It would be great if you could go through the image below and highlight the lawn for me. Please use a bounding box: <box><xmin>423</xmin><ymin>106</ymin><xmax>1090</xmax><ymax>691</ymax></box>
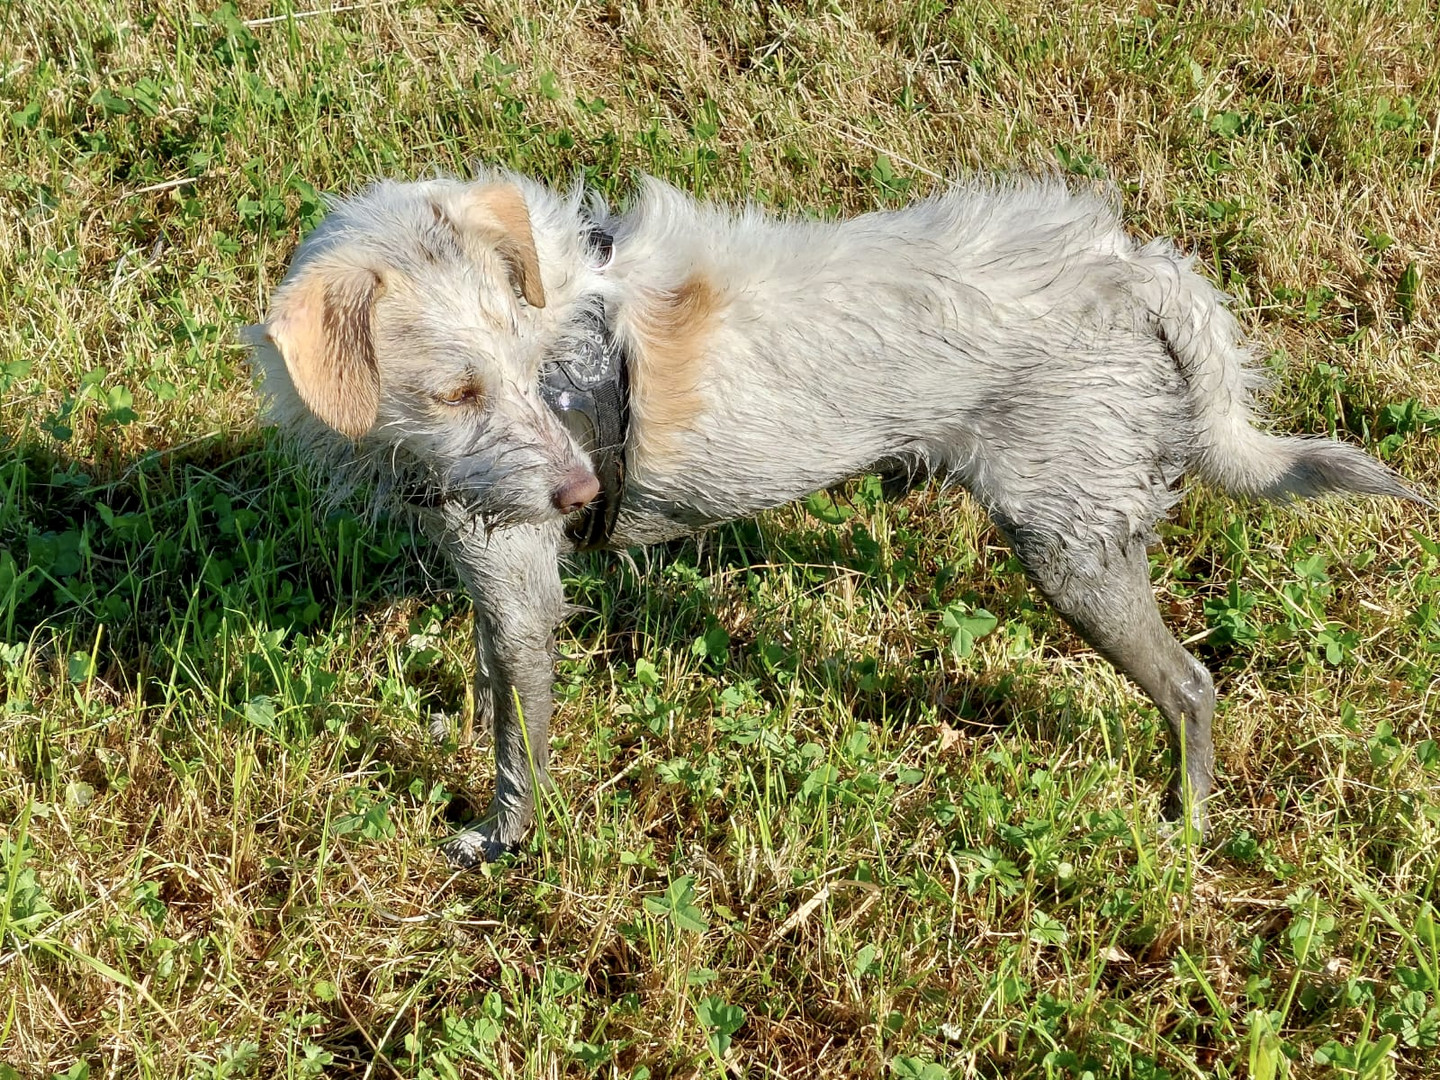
<box><xmin>2</xmin><ymin>1</ymin><xmax>1439</xmax><ymax>1077</ymax></box>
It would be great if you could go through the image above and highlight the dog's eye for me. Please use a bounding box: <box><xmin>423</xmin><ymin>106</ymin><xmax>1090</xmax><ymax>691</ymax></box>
<box><xmin>437</xmin><ymin>386</ymin><xmax>480</xmax><ymax>407</ymax></box>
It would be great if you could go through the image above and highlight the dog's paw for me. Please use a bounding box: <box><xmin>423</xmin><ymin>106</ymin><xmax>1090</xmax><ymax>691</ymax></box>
<box><xmin>441</xmin><ymin>828</ymin><xmax>513</xmax><ymax>867</ymax></box>
<box><xmin>427</xmin><ymin>711</ymin><xmax>487</xmax><ymax>750</ymax></box>
<box><xmin>1159</xmin><ymin>793</ymin><xmax>1211</xmax><ymax>846</ymax></box>
<box><xmin>441</xmin><ymin>811</ymin><xmax>530</xmax><ymax>867</ymax></box>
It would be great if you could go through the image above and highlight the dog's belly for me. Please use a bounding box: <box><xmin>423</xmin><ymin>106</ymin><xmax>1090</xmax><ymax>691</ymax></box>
<box><xmin>606</xmin><ymin>443</ymin><xmax>930</xmax><ymax>548</ymax></box>
<box><xmin>608</xmin><ymin>499</ymin><xmax>725</xmax><ymax>547</ymax></box>
<box><xmin>607</xmin><ymin>476</ymin><xmax>848</xmax><ymax>547</ymax></box>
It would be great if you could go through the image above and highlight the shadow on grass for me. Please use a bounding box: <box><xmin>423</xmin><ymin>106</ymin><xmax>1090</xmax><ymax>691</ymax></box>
<box><xmin>1</xmin><ymin>427</ymin><xmax>444</xmax><ymax>666</ymax></box>
<box><xmin>565</xmin><ymin>507</ymin><xmax>1039</xmax><ymax>737</ymax></box>
<box><xmin>1</xmin><ymin>421</ymin><xmax>1039</xmax><ymax>766</ymax></box>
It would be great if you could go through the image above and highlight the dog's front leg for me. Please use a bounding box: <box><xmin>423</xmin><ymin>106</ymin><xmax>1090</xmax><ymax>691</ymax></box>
<box><xmin>433</xmin><ymin>517</ymin><xmax>565</xmax><ymax>866</ymax></box>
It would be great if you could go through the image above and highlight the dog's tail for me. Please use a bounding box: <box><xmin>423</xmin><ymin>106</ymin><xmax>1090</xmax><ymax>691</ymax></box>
<box><xmin>1132</xmin><ymin>240</ymin><xmax>1431</xmax><ymax>508</ymax></box>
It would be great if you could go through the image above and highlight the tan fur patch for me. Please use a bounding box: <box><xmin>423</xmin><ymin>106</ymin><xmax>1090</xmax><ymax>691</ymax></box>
<box><xmin>266</xmin><ymin>264</ymin><xmax>381</xmax><ymax>439</ymax></box>
<box><xmin>625</xmin><ymin>274</ymin><xmax>720</xmax><ymax>465</ymax></box>
<box><xmin>459</xmin><ymin>184</ymin><xmax>547</xmax><ymax>309</ymax></box>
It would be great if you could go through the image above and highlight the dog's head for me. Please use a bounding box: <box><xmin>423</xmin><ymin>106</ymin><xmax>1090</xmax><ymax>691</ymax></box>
<box><xmin>248</xmin><ymin>176</ymin><xmax>600</xmax><ymax>527</ymax></box>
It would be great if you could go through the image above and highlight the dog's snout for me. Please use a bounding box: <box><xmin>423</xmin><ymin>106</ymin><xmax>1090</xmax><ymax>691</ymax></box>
<box><xmin>552</xmin><ymin>468</ymin><xmax>601</xmax><ymax>515</ymax></box>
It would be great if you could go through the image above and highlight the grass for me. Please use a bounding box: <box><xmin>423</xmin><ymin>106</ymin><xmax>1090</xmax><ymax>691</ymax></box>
<box><xmin>2</xmin><ymin>0</ymin><xmax>1439</xmax><ymax>1076</ymax></box>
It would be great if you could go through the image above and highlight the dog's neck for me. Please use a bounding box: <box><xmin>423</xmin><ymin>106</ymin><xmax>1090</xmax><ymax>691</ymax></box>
<box><xmin>588</xmin><ymin>246</ymin><xmax>720</xmax><ymax>480</ymax></box>
<box><xmin>542</xmin><ymin>183</ymin><xmax>875</xmax><ymax>541</ymax></box>
<box><xmin>539</xmin><ymin>233</ymin><xmax>630</xmax><ymax>550</ymax></box>
<box><xmin>536</xmin><ymin>200</ymin><xmax>726</xmax><ymax>545</ymax></box>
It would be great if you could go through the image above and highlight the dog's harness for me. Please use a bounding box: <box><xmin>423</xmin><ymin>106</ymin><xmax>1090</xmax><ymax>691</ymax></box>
<box><xmin>538</xmin><ymin>224</ymin><xmax>630</xmax><ymax>551</ymax></box>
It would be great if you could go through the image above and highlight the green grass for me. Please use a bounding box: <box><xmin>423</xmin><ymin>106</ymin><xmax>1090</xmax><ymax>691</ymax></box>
<box><xmin>2</xmin><ymin>1</ymin><xmax>1439</xmax><ymax>1076</ymax></box>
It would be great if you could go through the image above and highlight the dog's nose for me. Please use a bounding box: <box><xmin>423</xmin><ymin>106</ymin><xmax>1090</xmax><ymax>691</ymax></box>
<box><xmin>552</xmin><ymin>468</ymin><xmax>601</xmax><ymax>514</ymax></box>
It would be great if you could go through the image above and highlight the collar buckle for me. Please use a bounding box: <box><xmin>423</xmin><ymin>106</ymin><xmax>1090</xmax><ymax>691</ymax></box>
<box><xmin>585</xmin><ymin>224</ymin><xmax>614</xmax><ymax>271</ymax></box>
<box><xmin>539</xmin><ymin>303</ymin><xmax>628</xmax><ymax>550</ymax></box>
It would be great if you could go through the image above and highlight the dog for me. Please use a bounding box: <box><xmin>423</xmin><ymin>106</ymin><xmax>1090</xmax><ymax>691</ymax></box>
<box><xmin>248</xmin><ymin>170</ymin><xmax>1428</xmax><ymax>865</ymax></box>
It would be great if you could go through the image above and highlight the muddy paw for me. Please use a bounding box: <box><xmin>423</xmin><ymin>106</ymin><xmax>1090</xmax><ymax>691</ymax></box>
<box><xmin>441</xmin><ymin>828</ymin><xmax>513</xmax><ymax>867</ymax></box>
<box><xmin>1160</xmin><ymin>791</ymin><xmax>1210</xmax><ymax>846</ymax></box>
<box><xmin>440</xmin><ymin>808</ymin><xmax>530</xmax><ymax>867</ymax></box>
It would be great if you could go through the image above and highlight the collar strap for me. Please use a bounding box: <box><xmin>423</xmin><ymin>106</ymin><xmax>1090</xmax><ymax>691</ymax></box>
<box><xmin>585</xmin><ymin>223</ymin><xmax>614</xmax><ymax>269</ymax></box>
<box><xmin>539</xmin><ymin>297</ymin><xmax>629</xmax><ymax>550</ymax></box>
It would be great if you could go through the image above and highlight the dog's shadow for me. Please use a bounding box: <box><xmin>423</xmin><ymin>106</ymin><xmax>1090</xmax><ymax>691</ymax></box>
<box><xmin>558</xmin><ymin>502</ymin><xmax>1042</xmax><ymax>741</ymax></box>
<box><xmin>1</xmin><ymin>427</ymin><xmax>451</xmax><ymax>715</ymax></box>
<box><xmin>3</xmin><ymin>425</ymin><xmax>1041</xmax><ymax>812</ymax></box>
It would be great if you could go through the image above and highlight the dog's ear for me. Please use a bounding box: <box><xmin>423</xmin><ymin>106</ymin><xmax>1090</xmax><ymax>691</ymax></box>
<box><xmin>454</xmin><ymin>183</ymin><xmax>547</xmax><ymax>309</ymax></box>
<box><xmin>264</xmin><ymin>263</ymin><xmax>383</xmax><ymax>439</ymax></box>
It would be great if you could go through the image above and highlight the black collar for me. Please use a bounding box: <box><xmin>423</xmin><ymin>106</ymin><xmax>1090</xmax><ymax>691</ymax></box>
<box><xmin>538</xmin><ymin>224</ymin><xmax>629</xmax><ymax>551</ymax></box>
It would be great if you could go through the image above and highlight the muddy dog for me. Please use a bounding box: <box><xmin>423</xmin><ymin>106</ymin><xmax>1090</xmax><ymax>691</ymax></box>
<box><xmin>248</xmin><ymin>171</ymin><xmax>1427</xmax><ymax>865</ymax></box>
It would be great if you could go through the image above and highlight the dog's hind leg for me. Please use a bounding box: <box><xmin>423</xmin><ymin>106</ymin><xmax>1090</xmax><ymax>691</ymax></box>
<box><xmin>1001</xmin><ymin>523</ymin><xmax>1216</xmax><ymax>836</ymax></box>
<box><xmin>432</xmin><ymin>517</ymin><xmax>566</xmax><ymax>866</ymax></box>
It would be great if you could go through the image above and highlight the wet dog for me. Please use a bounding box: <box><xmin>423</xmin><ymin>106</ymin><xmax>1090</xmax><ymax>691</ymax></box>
<box><xmin>249</xmin><ymin>171</ymin><xmax>1426</xmax><ymax>864</ymax></box>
